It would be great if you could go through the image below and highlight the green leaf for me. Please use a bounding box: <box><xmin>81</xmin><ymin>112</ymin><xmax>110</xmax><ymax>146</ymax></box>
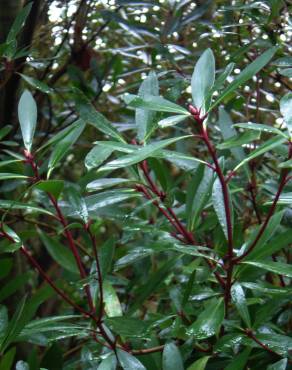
<box><xmin>129</xmin><ymin>258</ymin><xmax>176</xmax><ymax>314</ymax></box>
<box><xmin>99</xmin><ymin>238</ymin><xmax>115</xmax><ymax>277</ymax></box>
<box><xmin>234</xmin><ymin>122</ymin><xmax>287</xmax><ymax>138</ymax></box>
<box><xmin>279</xmin><ymin>68</ymin><xmax>292</xmax><ymax>78</ymax></box>
<box><xmin>0</xmin><ymin>125</ymin><xmax>12</xmax><ymax>141</ymax></box>
<box><xmin>117</xmin><ymin>350</ymin><xmax>146</xmax><ymax>370</ymax></box>
<box><xmin>0</xmin><ymin>296</ymin><xmax>27</xmax><ymax>353</ymax></box>
<box><xmin>187</xmin><ymin>356</ymin><xmax>210</xmax><ymax>370</ymax></box>
<box><xmin>84</xmin><ymin>190</ymin><xmax>140</xmax><ymax>213</ymax></box>
<box><xmin>123</xmin><ymin>94</ymin><xmax>190</xmax><ymax>115</ymax></box>
<box><xmin>212</xmin><ymin>62</ymin><xmax>235</xmax><ymax>92</ymax></box>
<box><xmin>217</xmin><ymin>130</ymin><xmax>260</xmax><ymax>150</ymax></box>
<box><xmin>19</xmin><ymin>74</ymin><xmax>53</xmax><ymax>94</ymax></box>
<box><xmin>280</xmin><ymin>93</ymin><xmax>292</xmax><ymax>137</ymax></box>
<box><xmin>34</xmin><ymin>180</ymin><xmax>64</xmax><ymax>199</ymax></box>
<box><xmin>86</xmin><ymin>178</ymin><xmax>130</xmax><ymax>192</ymax></box>
<box><xmin>74</xmin><ymin>89</ymin><xmax>125</xmax><ymax>143</ymax></box>
<box><xmin>97</xmin><ymin>355</ymin><xmax>117</xmax><ymax>370</ymax></box>
<box><xmin>0</xmin><ymin>306</ymin><xmax>8</xmax><ymax>340</ymax></box>
<box><xmin>242</xmin><ymin>261</ymin><xmax>292</xmax><ymax>278</ymax></box>
<box><xmin>99</xmin><ymin>136</ymin><xmax>191</xmax><ymax>170</ymax></box>
<box><xmin>0</xmin><ymin>173</ymin><xmax>28</xmax><ymax>180</ymax></box>
<box><xmin>18</xmin><ymin>90</ymin><xmax>37</xmax><ymax>152</ymax></box>
<box><xmin>67</xmin><ymin>187</ymin><xmax>88</xmax><ymax>224</ymax></box>
<box><xmin>225</xmin><ymin>348</ymin><xmax>251</xmax><ymax>370</ymax></box>
<box><xmin>210</xmin><ymin>46</ymin><xmax>278</xmax><ymax>110</ymax></box>
<box><xmin>85</xmin><ymin>145</ymin><xmax>113</xmax><ymax>170</ymax></box>
<box><xmin>6</xmin><ymin>3</ymin><xmax>32</xmax><ymax>43</ymax></box>
<box><xmin>231</xmin><ymin>283</ymin><xmax>251</xmax><ymax>327</ymax></box>
<box><xmin>0</xmin><ymin>272</ymin><xmax>31</xmax><ymax>302</ymax></box>
<box><xmin>103</xmin><ymin>280</ymin><xmax>123</xmax><ymax>317</ymax></box>
<box><xmin>162</xmin><ymin>342</ymin><xmax>184</xmax><ymax>370</ymax></box>
<box><xmin>187</xmin><ymin>298</ymin><xmax>224</xmax><ymax>339</ymax></box>
<box><xmin>0</xmin><ymin>347</ymin><xmax>16</xmax><ymax>370</ymax></box>
<box><xmin>186</xmin><ymin>164</ymin><xmax>214</xmax><ymax>230</ymax></box>
<box><xmin>136</xmin><ymin>71</ymin><xmax>159</xmax><ymax>141</ymax></box>
<box><xmin>267</xmin><ymin>358</ymin><xmax>288</xmax><ymax>370</ymax></box>
<box><xmin>48</xmin><ymin>119</ymin><xmax>85</xmax><ymax>177</ymax></box>
<box><xmin>0</xmin><ymin>200</ymin><xmax>54</xmax><ymax>216</ymax></box>
<box><xmin>233</xmin><ymin>136</ymin><xmax>286</xmax><ymax>173</ymax></box>
<box><xmin>158</xmin><ymin>114</ymin><xmax>188</xmax><ymax>128</ymax></box>
<box><xmin>212</xmin><ymin>177</ymin><xmax>233</xmax><ymax>240</ymax></box>
<box><xmin>191</xmin><ymin>48</ymin><xmax>215</xmax><ymax>113</ymax></box>
<box><xmin>39</xmin><ymin>231</ymin><xmax>79</xmax><ymax>274</ymax></box>
<box><xmin>105</xmin><ymin>316</ymin><xmax>149</xmax><ymax>338</ymax></box>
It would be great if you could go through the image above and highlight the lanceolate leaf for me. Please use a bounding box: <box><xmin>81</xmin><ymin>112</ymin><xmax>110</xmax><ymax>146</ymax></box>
<box><xmin>117</xmin><ymin>350</ymin><xmax>146</xmax><ymax>370</ymax></box>
<box><xmin>187</xmin><ymin>298</ymin><xmax>224</xmax><ymax>339</ymax></box>
<box><xmin>233</xmin><ymin>136</ymin><xmax>286</xmax><ymax>173</ymax></box>
<box><xmin>18</xmin><ymin>90</ymin><xmax>37</xmax><ymax>152</ymax></box>
<box><xmin>267</xmin><ymin>358</ymin><xmax>288</xmax><ymax>370</ymax></box>
<box><xmin>158</xmin><ymin>114</ymin><xmax>188</xmax><ymax>128</ymax></box>
<box><xmin>212</xmin><ymin>177</ymin><xmax>233</xmax><ymax>240</ymax></box>
<box><xmin>242</xmin><ymin>261</ymin><xmax>292</xmax><ymax>278</ymax></box>
<box><xmin>48</xmin><ymin>119</ymin><xmax>85</xmax><ymax>177</ymax></box>
<box><xmin>85</xmin><ymin>145</ymin><xmax>113</xmax><ymax>170</ymax></box>
<box><xmin>187</xmin><ymin>356</ymin><xmax>210</xmax><ymax>370</ymax></box>
<box><xmin>39</xmin><ymin>231</ymin><xmax>79</xmax><ymax>274</ymax></box>
<box><xmin>234</xmin><ymin>122</ymin><xmax>287</xmax><ymax>138</ymax></box>
<box><xmin>136</xmin><ymin>71</ymin><xmax>159</xmax><ymax>141</ymax></box>
<box><xmin>210</xmin><ymin>46</ymin><xmax>278</xmax><ymax>110</ymax></box>
<box><xmin>6</xmin><ymin>3</ymin><xmax>32</xmax><ymax>43</ymax></box>
<box><xmin>191</xmin><ymin>48</ymin><xmax>215</xmax><ymax>113</ymax></box>
<box><xmin>74</xmin><ymin>89</ymin><xmax>125</xmax><ymax>143</ymax></box>
<box><xmin>99</xmin><ymin>135</ymin><xmax>191</xmax><ymax>170</ymax></box>
<box><xmin>67</xmin><ymin>187</ymin><xmax>88</xmax><ymax>224</ymax></box>
<box><xmin>123</xmin><ymin>94</ymin><xmax>190</xmax><ymax>115</ymax></box>
<box><xmin>280</xmin><ymin>93</ymin><xmax>292</xmax><ymax>137</ymax></box>
<box><xmin>162</xmin><ymin>343</ymin><xmax>184</xmax><ymax>370</ymax></box>
<box><xmin>19</xmin><ymin>74</ymin><xmax>53</xmax><ymax>94</ymax></box>
<box><xmin>231</xmin><ymin>283</ymin><xmax>251</xmax><ymax>327</ymax></box>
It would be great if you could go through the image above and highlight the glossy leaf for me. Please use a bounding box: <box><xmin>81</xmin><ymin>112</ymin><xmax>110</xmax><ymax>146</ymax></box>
<box><xmin>67</xmin><ymin>187</ymin><xmax>88</xmax><ymax>224</ymax></box>
<box><xmin>242</xmin><ymin>261</ymin><xmax>292</xmax><ymax>278</ymax></box>
<box><xmin>97</xmin><ymin>355</ymin><xmax>117</xmax><ymax>370</ymax></box>
<box><xmin>187</xmin><ymin>356</ymin><xmax>210</xmax><ymax>370</ymax></box>
<box><xmin>117</xmin><ymin>350</ymin><xmax>146</xmax><ymax>370</ymax></box>
<box><xmin>123</xmin><ymin>93</ymin><xmax>190</xmax><ymax>115</ymax></box>
<box><xmin>136</xmin><ymin>71</ymin><xmax>159</xmax><ymax>141</ymax></box>
<box><xmin>210</xmin><ymin>47</ymin><xmax>278</xmax><ymax>110</ymax></box>
<box><xmin>48</xmin><ymin>119</ymin><xmax>85</xmax><ymax>177</ymax></box>
<box><xmin>158</xmin><ymin>114</ymin><xmax>188</xmax><ymax>128</ymax></box>
<box><xmin>187</xmin><ymin>298</ymin><xmax>224</xmax><ymax>339</ymax></box>
<box><xmin>6</xmin><ymin>3</ymin><xmax>32</xmax><ymax>43</ymax></box>
<box><xmin>191</xmin><ymin>48</ymin><xmax>215</xmax><ymax>113</ymax></box>
<box><xmin>162</xmin><ymin>342</ymin><xmax>184</xmax><ymax>370</ymax></box>
<box><xmin>233</xmin><ymin>136</ymin><xmax>286</xmax><ymax>173</ymax></box>
<box><xmin>34</xmin><ymin>180</ymin><xmax>64</xmax><ymax>199</ymax></box>
<box><xmin>280</xmin><ymin>93</ymin><xmax>292</xmax><ymax>137</ymax></box>
<box><xmin>75</xmin><ymin>89</ymin><xmax>125</xmax><ymax>143</ymax></box>
<box><xmin>19</xmin><ymin>74</ymin><xmax>53</xmax><ymax>94</ymax></box>
<box><xmin>234</xmin><ymin>122</ymin><xmax>287</xmax><ymax>138</ymax></box>
<box><xmin>85</xmin><ymin>145</ymin><xmax>113</xmax><ymax>170</ymax></box>
<box><xmin>86</xmin><ymin>178</ymin><xmax>130</xmax><ymax>192</ymax></box>
<box><xmin>18</xmin><ymin>90</ymin><xmax>37</xmax><ymax>152</ymax></box>
<box><xmin>231</xmin><ymin>283</ymin><xmax>251</xmax><ymax>327</ymax></box>
<box><xmin>103</xmin><ymin>280</ymin><xmax>123</xmax><ymax>317</ymax></box>
<box><xmin>99</xmin><ymin>135</ymin><xmax>191</xmax><ymax>170</ymax></box>
<box><xmin>39</xmin><ymin>231</ymin><xmax>79</xmax><ymax>274</ymax></box>
<box><xmin>225</xmin><ymin>348</ymin><xmax>251</xmax><ymax>370</ymax></box>
<box><xmin>212</xmin><ymin>177</ymin><xmax>233</xmax><ymax>240</ymax></box>
<box><xmin>267</xmin><ymin>358</ymin><xmax>288</xmax><ymax>370</ymax></box>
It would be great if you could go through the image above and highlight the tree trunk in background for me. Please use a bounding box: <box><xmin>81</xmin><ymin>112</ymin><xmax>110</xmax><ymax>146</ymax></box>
<box><xmin>0</xmin><ymin>0</ymin><xmax>42</xmax><ymax>128</ymax></box>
